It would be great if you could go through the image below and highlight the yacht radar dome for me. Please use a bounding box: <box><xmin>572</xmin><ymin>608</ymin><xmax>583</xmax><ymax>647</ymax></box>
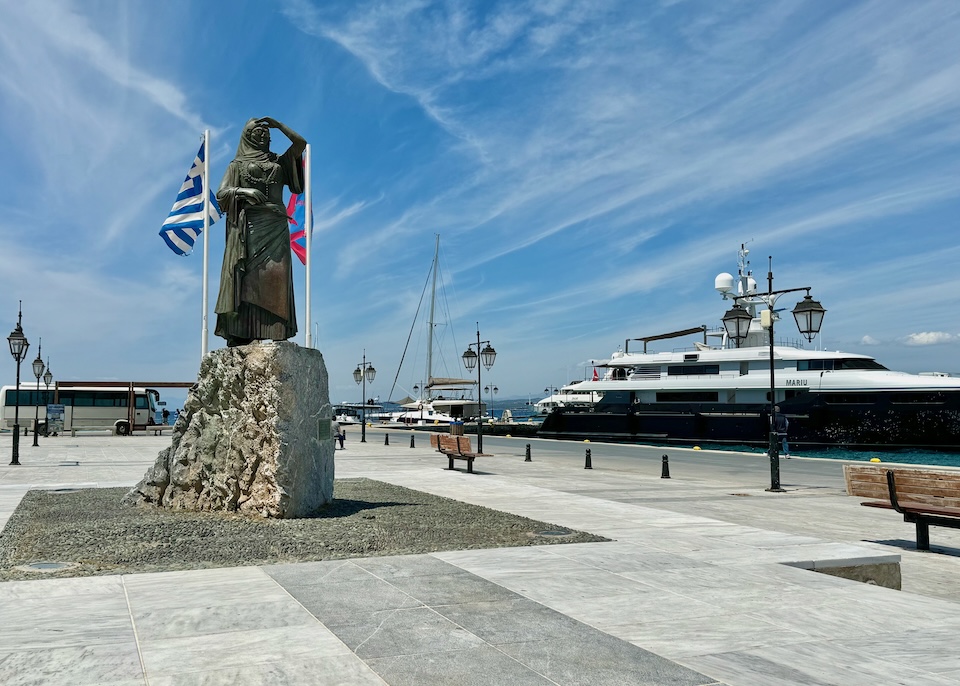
<box><xmin>715</xmin><ymin>273</ymin><xmax>735</xmax><ymax>293</ymax></box>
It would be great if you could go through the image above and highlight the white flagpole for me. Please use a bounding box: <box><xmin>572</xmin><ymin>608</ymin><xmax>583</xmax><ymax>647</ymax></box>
<box><xmin>201</xmin><ymin>129</ymin><xmax>211</xmax><ymax>359</ymax></box>
<box><xmin>304</xmin><ymin>143</ymin><xmax>313</xmax><ymax>348</ymax></box>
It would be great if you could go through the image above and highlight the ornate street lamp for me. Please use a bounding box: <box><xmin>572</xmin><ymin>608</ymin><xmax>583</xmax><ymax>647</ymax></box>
<box><xmin>759</xmin><ymin>260</ymin><xmax>825</xmax><ymax>491</ymax></box>
<box><xmin>43</xmin><ymin>362</ymin><xmax>52</xmax><ymax>436</ymax></box>
<box><xmin>353</xmin><ymin>352</ymin><xmax>376</xmax><ymax>443</ymax></box>
<box><xmin>462</xmin><ymin>325</ymin><xmax>496</xmax><ymax>453</ymax></box>
<box><xmin>413</xmin><ymin>382</ymin><xmax>425</xmax><ymax>423</ymax></box>
<box><xmin>792</xmin><ymin>293</ymin><xmax>827</xmax><ymax>342</ymax></box>
<box><xmin>719</xmin><ymin>258</ymin><xmax>826</xmax><ymax>491</ymax></box>
<box><xmin>31</xmin><ymin>339</ymin><xmax>45</xmax><ymax>447</ymax></box>
<box><xmin>484</xmin><ymin>384</ymin><xmax>498</xmax><ymax>420</ymax></box>
<box><xmin>7</xmin><ymin>302</ymin><xmax>29</xmax><ymax>466</ymax></box>
<box><xmin>721</xmin><ymin>303</ymin><xmax>753</xmax><ymax>347</ymax></box>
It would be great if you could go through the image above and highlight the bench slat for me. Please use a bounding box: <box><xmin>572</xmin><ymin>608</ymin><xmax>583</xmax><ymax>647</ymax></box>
<box><xmin>844</xmin><ymin>464</ymin><xmax>960</xmax><ymax>508</ymax></box>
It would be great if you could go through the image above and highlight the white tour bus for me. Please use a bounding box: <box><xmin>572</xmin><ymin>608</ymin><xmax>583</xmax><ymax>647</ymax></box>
<box><xmin>0</xmin><ymin>383</ymin><xmax>160</xmax><ymax>436</ymax></box>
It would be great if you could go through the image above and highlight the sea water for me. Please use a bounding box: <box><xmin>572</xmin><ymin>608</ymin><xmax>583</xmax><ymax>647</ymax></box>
<box><xmin>735</xmin><ymin>444</ymin><xmax>960</xmax><ymax>468</ymax></box>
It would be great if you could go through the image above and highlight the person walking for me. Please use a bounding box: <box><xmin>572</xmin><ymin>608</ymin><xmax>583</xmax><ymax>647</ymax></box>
<box><xmin>773</xmin><ymin>406</ymin><xmax>789</xmax><ymax>458</ymax></box>
<box><xmin>331</xmin><ymin>419</ymin><xmax>344</xmax><ymax>450</ymax></box>
<box><xmin>161</xmin><ymin>407</ymin><xmax>170</xmax><ymax>425</ymax></box>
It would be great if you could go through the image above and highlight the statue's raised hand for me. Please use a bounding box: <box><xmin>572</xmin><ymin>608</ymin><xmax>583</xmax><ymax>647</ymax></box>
<box><xmin>257</xmin><ymin>117</ymin><xmax>281</xmax><ymax>129</ymax></box>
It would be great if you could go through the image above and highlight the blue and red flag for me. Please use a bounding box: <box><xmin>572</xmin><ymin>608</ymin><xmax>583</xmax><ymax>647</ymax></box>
<box><xmin>286</xmin><ymin>193</ymin><xmax>308</xmax><ymax>265</ymax></box>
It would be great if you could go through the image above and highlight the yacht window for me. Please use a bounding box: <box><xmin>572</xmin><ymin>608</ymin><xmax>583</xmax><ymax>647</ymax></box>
<box><xmin>822</xmin><ymin>393</ymin><xmax>877</xmax><ymax>404</ymax></box>
<box><xmin>838</xmin><ymin>358</ymin><xmax>888</xmax><ymax>370</ymax></box>
<box><xmin>656</xmin><ymin>391</ymin><xmax>719</xmax><ymax>402</ymax></box>
<box><xmin>667</xmin><ymin>365</ymin><xmax>720</xmax><ymax>376</ymax></box>
<box><xmin>798</xmin><ymin>359</ymin><xmax>887</xmax><ymax>371</ymax></box>
<box><xmin>612</xmin><ymin>367</ymin><xmax>628</xmax><ymax>380</ymax></box>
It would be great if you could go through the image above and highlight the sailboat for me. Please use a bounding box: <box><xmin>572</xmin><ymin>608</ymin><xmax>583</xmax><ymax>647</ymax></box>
<box><xmin>390</xmin><ymin>236</ymin><xmax>483</xmax><ymax>425</ymax></box>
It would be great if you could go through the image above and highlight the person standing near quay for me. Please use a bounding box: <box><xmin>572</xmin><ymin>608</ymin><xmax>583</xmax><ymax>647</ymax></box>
<box><xmin>773</xmin><ymin>406</ymin><xmax>790</xmax><ymax>458</ymax></box>
<box><xmin>331</xmin><ymin>418</ymin><xmax>344</xmax><ymax>450</ymax></box>
<box><xmin>214</xmin><ymin>117</ymin><xmax>306</xmax><ymax>347</ymax></box>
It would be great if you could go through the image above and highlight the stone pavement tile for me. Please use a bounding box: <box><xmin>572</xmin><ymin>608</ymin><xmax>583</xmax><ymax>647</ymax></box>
<box><xmin>385</xmin><ymin>570</ymin><xmax>523</xmax><ymax>606</ymax></box>
<box><xmin>609</xmin><ymin>612</ymin><xmax>815</xmax><ymax>660</ymax></box>
<box><xmin>273</xmin><ymin>574</ymin><xmax>424</xmax><ymax>625</ymax></box>
<box><xmin>366</xmin><ymin>645</ymin><xmax>557</xmax><ymax>686</ymax></box>
<box><xmin>123</xmin><ymin>566</ymin><xmax>292</xmax><ymax>611</ymax></box>
<box><xmin>131</xmin><ymin>597</ymin><xmax>318</xmax><ymax>641</ymax></box>
<box><xmin>0</xmin><ymin>573</ymin><xmax>125</xmax><ymax>601</ymax></box>
<box><xmin>0</xmin><ymin>594</ymin><xmax>134</xmax><ymax>650</ymax></box>
<box><xmin>139</xmin><ymin>623</ymin><xmax>350</xmax><ymax>677</ymax></box>
<box><xmin>489</xmin><ymin>567</ymin><xmax>661</xmax><ymax>606</ymax></box>
<box><xmin>435</xmin><ymin>545</ymin><xmax>595</xmax><ymax>576</ymax></box>
<box><xmin>328</xmin><ymin>606</ymin><xmax>486</xmax><ymax>659</ymax></box>
<box><xmin>821</xmin><ymin>585</ymin><xmax>960</xmax><ymax>632</ymax></box>
<box><xmin>0</xmin><ymin>641</ymin><xmax>144</xmax><ymax>686</ymax></box>
<box><xmin>148</xmin><ymin>653</ymin><xmax>387</xmax><ymax>686</ymax></box>
<box><xmin>545</xmin><ymin>540</ymin><xmax>716</xmax><ymax>573</ymax></box>
<box><xmin>684</xmin><ymin>640</ymin><xmax>960</xmax><ymax>686</ymax></box>
<box><xmin>353</xmin><ymin>552</ymin><xmax>470</xmax><ymax>579</ymax></box>
<box><xmin>497</xmin><ymin>632</ymin><xmax>716</xmax><ymax>686</ymax></box>
<box><xmin>743</xmin><ymin>593</ymin><xmax>926</xmax><ymax>639</ymax></box>
<box><xmin>544</xmin><ymin>587</ymin><xmax>725</xmax><ymax>629</ymax></box>
<box><xmin>265</xmin><ymin>559</ymin><xmax>379</xmax><ymax>586</ymax></box>
<box><xmin>618</xmin><ymin>564</ymin><xmax>793</xmax><ymax>597</ymax></box>
<box><xmin>833</xmin><ymin>626</ymin><xmax>960</xmax><ymax>675</ymax></box>
<box><xmin>433</xmin><ymin>597</ymin><xmax>598</xmax><ymax>645</ymax></box>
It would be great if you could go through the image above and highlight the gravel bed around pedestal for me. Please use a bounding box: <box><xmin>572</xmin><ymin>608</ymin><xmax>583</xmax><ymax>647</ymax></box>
<box><xmin>0</xmin><ymin>478</ymin><xmax>608</xmax><ymax>581</ymax></box>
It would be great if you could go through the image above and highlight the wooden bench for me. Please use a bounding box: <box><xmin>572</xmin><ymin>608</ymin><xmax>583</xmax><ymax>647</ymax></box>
<box><xmin>844</xmin><ymin>464</ymin><xmax>960</xmax><ymax>551</ymax></box>
<box><xmin>437</xmin><ymin>434</ymin><xmax>478</xmax><ymax>473</ymax></box>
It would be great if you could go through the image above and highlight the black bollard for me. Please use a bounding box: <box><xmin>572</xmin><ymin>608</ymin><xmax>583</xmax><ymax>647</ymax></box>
<box><xmin>661</xmin><ymin>454</ymin><xmax>670</xmax><ymax>479</ymax></box>
<box><xmin>410</xmin><ymin>434</ymin><xmax>416</xmax><ymax>448</ymax></box>
<box><xmin>384</xmin><ymin>434</ymin><xmax>389</xmax><ymax>446</ymax></box>
<box><xmin>525</xmin><ymin>443</ymin><xmax>532</xmax><ymax>462</ymax></box>
<box><xmin>584</xmin><ymin>448</ymin><xmax>592</xmax><ymax>469</ymax></box>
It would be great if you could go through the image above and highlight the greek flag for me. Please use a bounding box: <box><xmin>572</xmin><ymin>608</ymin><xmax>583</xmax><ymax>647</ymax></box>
<box><xmin>159</xmin><ymin>141</ymin><xmax>222</xmax><ymax>256</ymax></box>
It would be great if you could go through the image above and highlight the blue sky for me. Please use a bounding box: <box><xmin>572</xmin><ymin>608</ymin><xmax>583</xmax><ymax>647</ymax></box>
<box><xmin>1</xmin><ymin>0</ymin><xmax>958</xmax><ymax>410</ymax></box>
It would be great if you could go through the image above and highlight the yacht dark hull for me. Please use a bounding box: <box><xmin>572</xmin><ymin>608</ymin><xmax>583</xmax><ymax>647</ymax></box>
<box><xmin>537</xmin><ymin>390</ymin><xmax>960</xmax><ymax>451</ymax></box>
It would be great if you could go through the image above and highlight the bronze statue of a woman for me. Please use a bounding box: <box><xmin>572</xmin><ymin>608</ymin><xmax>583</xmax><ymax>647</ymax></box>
<box><xmin>214</xmin><ymin>117</ymin><xmax>306</xmax><ymax>347</ymax></box>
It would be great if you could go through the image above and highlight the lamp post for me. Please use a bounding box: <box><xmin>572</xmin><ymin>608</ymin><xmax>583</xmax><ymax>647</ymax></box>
<box><xmin>462</xmin><ymin>325</ymin><xmax>496</xmax><ymax>454</ymax></box>
<box><xmin>544</xmin><ymin>385</ymin><xmax>561</xmax><ymax>412</ymax></box>
<box><xmin>7</xmin><ymin>302</ymin><xmax>30</xmax><ymax>466</ymax></box>
<box><xmin>722</xmin><ymin>256</ymin><xmax>825</xmax><ymax>492</ymax></box>
<box><xmin>43</xmin><ymin>362</ymin><xmax>52</xmax><ymax>437</ymax></box>
<box><xmin>31</xmin><ymin>339</ymin><xmax>45</xmax><ymax>447</ymax></box>
<box><xmin>484</xmin><ymin>384</ymin><xmax>498</xmax><ymax>421</ymax></box>
<box><xmin>352</xmin><ymin>352</ymin><xmax>376</xmax><ymax>443</ymax></box>
<box><xmin>413</xmin><ymin>382</ymin><xmax>425</xmax><ymax>423</ymax></box>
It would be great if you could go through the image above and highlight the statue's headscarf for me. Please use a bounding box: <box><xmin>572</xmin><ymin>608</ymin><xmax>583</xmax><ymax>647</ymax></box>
<box><xmin>234</xmin><ymin>119</ymin><xmax>272</xmax><ymax>162</ymax></box>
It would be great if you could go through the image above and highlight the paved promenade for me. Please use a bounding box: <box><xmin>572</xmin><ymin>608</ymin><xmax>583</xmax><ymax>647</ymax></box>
<box><xmin>2</xmin><ymin>429</ymin><xmax>960</xmax><ymax>685</ymax></box>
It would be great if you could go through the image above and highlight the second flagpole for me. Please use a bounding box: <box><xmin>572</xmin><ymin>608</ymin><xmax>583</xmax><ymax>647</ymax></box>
<box><xmin>304</xmin><ymin>144</ymin><xmax>312</xmax><ymax>349</ymax></box>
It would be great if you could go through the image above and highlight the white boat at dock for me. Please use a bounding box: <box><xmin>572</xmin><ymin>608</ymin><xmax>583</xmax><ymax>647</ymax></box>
<box><xmin>539</xmin><ymin>245</ymin><xmax>960</xmax><ymax>451</ymax></box>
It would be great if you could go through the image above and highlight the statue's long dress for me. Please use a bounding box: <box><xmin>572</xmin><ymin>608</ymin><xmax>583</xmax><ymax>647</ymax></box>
<box><xmin>214</xmin><ymin>145</ymin><xmax>303</xmax><ymax>345</ymax></box>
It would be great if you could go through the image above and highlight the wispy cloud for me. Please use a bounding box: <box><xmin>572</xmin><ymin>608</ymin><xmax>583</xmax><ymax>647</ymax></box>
<box><xmin>902</xmin><ymin>332</ymin><xmax>959</xmax><ymax>346</ymax></box>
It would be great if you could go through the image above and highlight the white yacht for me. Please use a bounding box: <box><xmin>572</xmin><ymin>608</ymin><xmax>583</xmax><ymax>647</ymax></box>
<box><xmin>539</xmin><ymin>246</ymin><xmax>960</xmax><ymax>451</ymax></box>
<box><xmin>534</xmin><ymin>384</ymin><xmax>602</xmax><ymax>415</ymax></box>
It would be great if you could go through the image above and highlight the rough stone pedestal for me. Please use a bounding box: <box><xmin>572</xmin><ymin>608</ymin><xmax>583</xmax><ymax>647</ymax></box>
<box><xmin>123</xmin><ymin>341</ymin><xmax>334</xmax><ymax>518</ymax></box>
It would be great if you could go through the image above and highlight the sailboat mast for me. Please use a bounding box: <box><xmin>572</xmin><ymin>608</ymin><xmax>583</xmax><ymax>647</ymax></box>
<box><xmin>425</xmin><ymin>234</ymin><xmax>440</xmax><ymax>399</ymax></box>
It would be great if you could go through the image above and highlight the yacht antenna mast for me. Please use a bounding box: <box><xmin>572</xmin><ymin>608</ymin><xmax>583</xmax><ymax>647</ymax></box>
<box><xmin>426</xmin><ymin>234</ymin><xmax>440</xmax><ymax>399</ymax></box>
